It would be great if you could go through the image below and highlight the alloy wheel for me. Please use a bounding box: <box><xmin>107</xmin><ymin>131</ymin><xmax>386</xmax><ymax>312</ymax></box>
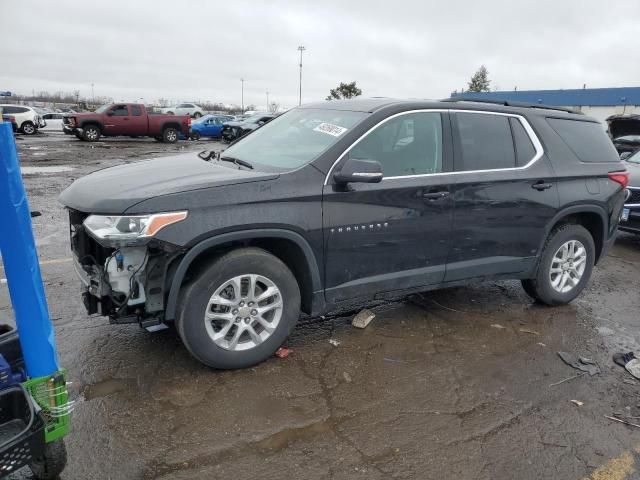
<box><xmin>204</xmin><ymin>274</ymin><xmax>283</xmax><ymax>351</ymax></box>
<box><xmin>549</xmin><ymin>239</ymin><xmax>587</xmax><ymax>293</ymax></box>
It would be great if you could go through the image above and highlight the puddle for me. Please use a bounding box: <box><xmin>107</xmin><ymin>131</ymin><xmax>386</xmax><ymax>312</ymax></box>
<box><xmin>254</xmin><ymin>419</ymin><xmax>333</xmax><ymax>452</ymax></box>
<box><xmin>21</xmin><ymin>166</ymin><xmax>75</xmax><ymax>174</ymax></box>
<box><xmin>83</xmin><ymin>378</ymin><xmax>130</xmax><ymax>400</ymax></box>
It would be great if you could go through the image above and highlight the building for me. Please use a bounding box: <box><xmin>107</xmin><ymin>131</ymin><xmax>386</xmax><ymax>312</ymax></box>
<box><xmin>450</xmin><ymin>87</ymin><xmax>640</xmax><ymax>125</ymax></box>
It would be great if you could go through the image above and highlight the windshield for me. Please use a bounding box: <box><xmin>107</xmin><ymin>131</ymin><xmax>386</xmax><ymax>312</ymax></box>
<box><xmin>616</xmin><ymin>135</ymin><xmax>640</xmax><ymax>143</ymax></box>
<box><xmin>95</xmin><ymin>104</ymin><xmax>111</xmax><ymax>113</ymax></box>
<box><xmin>222</xmin><ymin>108</ymin><xmax>366</xmax><ymax>171</ymax></box>
<box><xmin>628</xmin><ymin>150</ymin><xmax>640</xmax><ymax>164</ymax></box>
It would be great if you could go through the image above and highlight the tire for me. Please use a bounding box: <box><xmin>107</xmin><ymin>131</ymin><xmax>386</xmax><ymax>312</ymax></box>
<box><xmin>166</xmin><ymin>111</ymin><xmax>174</xmax><ymax>115</ymax></box>
<box><xmin>193</xmin><ymin>112</ymin><xmax>202</xmax><ymax>119</ymax></box>
<box><xmin>521</xmin><ymin>224</ymin><xmax>595</xmax><ymax>305</ymax></box>
<box><xmin>29</xmin><ymin>439</ymin><xmax>67</xmax><ymax>480</ymax></box>
<box><xmin>163</xmin><ymin>127</ymin><xmax>178</xmax><ymax>143</ymax></box>
<box><xmin>75</xmin><ymin>132</ymin><xmax>84</xmax><ymax>141</ymax></box>
<box><xmin>176</xmin><ymin>247</ymin><xmax>301</xmax><ymax>369</ymax></box>
<box><xmin>153</xmin><ymin>136</ymin><xmax>163</xmax><ymax>141</ymax></box>
<box><xmin>82</xmin><ymin>124</ymin><xmax>101</xmax><ymax>142</ymax></box>
<box><xmin>190</xmin><ymin>131</ymin><xmax>201</xmax><ymax>141</ymax></box>
<box><xmin>21</xmin><ymin>121</ymin><xmax>36</xmax><ymax>135</ymax></box>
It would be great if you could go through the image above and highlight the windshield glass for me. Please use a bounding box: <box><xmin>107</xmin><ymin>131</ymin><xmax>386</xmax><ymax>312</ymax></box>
<box><xmin>95</xmin><ymin>104</ymin><xmax>111</xmax><ymax>113</ymax></box>
<box><xmin>628</xmin><ymin>150</ymin><xmax>640</xmax><ymax>164</ymax></box>
<box><xmin>616</xmin><ymin>135</ymin><xmax>640</xmax><ymax>143</ymax></box>
<box><xmin>222</xmin><ymin>108</ymin><xmax>366</xmax><ymax>171</ymax></box>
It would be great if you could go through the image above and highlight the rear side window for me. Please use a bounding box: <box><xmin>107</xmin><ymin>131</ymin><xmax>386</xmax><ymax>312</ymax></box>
<box><xmin>509</xmin><ymin>118</ymin><xmax>536</xmax><ymax>166</ymax></box>
<box><xmin>2</xmin><ymin>106</ymin><xmax>16</xmax><ymax>114</ymax></box>
<box><xmin>455</xmin><ymin>113</ymin><xmax>515</xmax><ymax>171</ymax></box>
<box><xmin>547</xmin><ymin>118</ymin><xmax>619</xmax><ymax>162</ymax></box>
<box><xmin>131</xmin><ymin>105</ymin><xmax>142</xmax><ymax>116</ymax></box>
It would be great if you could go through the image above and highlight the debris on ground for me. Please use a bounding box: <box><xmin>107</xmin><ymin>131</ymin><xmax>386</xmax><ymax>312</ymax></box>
<box><xmin>352</xmin><ymin>309</ymin><xmax>376</xmax><ymax>329</ymax></box>
<box><xmin>383</xmin><ymin>358</ymin><xmax>407</xmax><ymax>364</ymax></box>
<box><xmin>571</xmin><ymin>400</ymin><xmax>584</xmax><ymax>407</ymax></box>
<box><xmin>519</xmin><ymin>328</ymin><xmax>540</xmax><ymax>335</ymax></box>
<box><xmin>605</xmin><ymin>415</ymin><xmax>640</xmax><ymax>429</ymax></box>
<box><xmin>613</xmin><ymin>352</ymin><xmax>640</xmax><ymax>379</ymax></box>
<box><xmin>328</xmin><ymin>339</ymin><xmax>340</xmax><ymax>347</ymax></box>
<box><xmin>274</xmin><ymin>347</ymin><xmax>291</xmax><ymax>358</ymax></box>
<box><xmin>557</xmin><ymin>351</ymin><xmax>601</xmax><ymax>376</ymax></box>
<box><xmin>549</xmin><ymin>372</ymin><xmax>587</xmax><ymax>387</ymax></box>
<box><xmin>343</xmin><ymin>372</ymin><xmax>352</xmax><ymax>383</ymax></box>
<box><xmin>490</xmin><ymin>324</ymin><xmax>506</xmax><ymax>330</ymax></box>
<box><xmin>537</xmin><ymin>342</ymin><xmax>546</xmax><ymax>347</ymax></box>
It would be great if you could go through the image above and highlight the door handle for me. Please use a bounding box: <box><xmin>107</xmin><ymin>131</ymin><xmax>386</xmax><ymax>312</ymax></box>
<box><xmin>532</xmin><ymin>180</ymin><xmax>552</xmax><ymax>191</ymax></box>
<box><xmin>422</xmin><ymin>191</ymin><xmax>450</xmax><ymax>200</ymax></box>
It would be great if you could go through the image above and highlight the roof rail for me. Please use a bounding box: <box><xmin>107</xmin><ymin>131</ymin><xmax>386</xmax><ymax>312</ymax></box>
<box><xmin>442</xmin><ymin>97</ymin><xmax>583</xmax><ymax>115</ymax></box>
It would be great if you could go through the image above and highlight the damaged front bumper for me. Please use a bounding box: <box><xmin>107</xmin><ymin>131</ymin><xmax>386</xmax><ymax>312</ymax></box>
<box><xmin>68</xmin><ymin>209</ymin><xmax>182</xmax><ymax>327</ymax></box>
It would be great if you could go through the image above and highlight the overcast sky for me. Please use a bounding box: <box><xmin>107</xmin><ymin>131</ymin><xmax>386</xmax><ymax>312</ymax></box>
<box><xmin>2</xmin><ymin>0</ymin><xmax>639</xmax><ymax>109</ymax></box>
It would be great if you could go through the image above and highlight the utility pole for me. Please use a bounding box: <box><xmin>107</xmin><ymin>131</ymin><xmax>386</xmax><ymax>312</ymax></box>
<box><xmin>240</xmin><ymin>78</ymin><xmax>245</xmax><ymax>113</ymax></box>
<box><xmin>297</xmin><ymin>45</ymin><xmax>306</xmax><ymax>106</ymax></box>
<box><xmin>91</xmin><ymin>83</ymin><xmax>94</xmax><ymax>106</ymax></box>
<box><xmin>266</xmin><ymin>91</ymin><xmax>269</xmax><ymax>111</ymax></box>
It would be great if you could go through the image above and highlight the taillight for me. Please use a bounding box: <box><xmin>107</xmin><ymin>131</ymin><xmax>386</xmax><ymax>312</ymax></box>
<box><xmin>608</xmin><ymin>171</ymin><xmax>629</xmax><ymax>188</ymax></box>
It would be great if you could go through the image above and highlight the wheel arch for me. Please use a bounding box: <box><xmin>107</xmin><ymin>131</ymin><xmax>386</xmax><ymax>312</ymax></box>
<box><xmin>78</xmin><ymin>120</ymin><xmax>103</xmax><ymax>131</ymax></box>
<box><xmin>164</xmin><ymin>229</ymin><xmax>323</xmax><ymax>321</ymax></box>
<box><xmin>540</xmin><ymin>205</ymin><xmax>607</xmax><ymax>264</ymax></box>
<box><xmin>161</xmin><ymin>121</ymin><xmax>182</xmax><ymax>132</ymax></box>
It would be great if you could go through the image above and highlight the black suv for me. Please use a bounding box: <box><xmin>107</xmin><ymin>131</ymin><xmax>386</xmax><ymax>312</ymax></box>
<box><xmin>59</xmin><ymin>98</ymin><xmax>628</xmax><ymax>369</ymax></box>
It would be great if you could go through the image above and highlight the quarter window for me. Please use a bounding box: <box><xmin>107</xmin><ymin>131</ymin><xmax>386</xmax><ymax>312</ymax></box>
<box><xmin>509</xmin><ymin>117</ymin><xmax>536</xmax><ymax>166</ymax></box>
<box><xmin>455</xmin><ymin>112</ymin><xmax>515</xmax><ymax>171</ymax></box>
<box><xmin>348</xmin><ymin>112</ymin><xmax>443</xmax><ymax>177</ymax></box>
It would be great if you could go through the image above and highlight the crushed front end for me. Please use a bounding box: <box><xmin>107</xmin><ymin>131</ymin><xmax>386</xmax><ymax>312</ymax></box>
<box><xmin>68</xmin><ymin>209</ymin><xmax>185</xmax><ymax>328</ymax></box>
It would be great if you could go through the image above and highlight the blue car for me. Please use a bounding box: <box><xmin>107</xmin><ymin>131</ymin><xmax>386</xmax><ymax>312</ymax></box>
<box><xmin>189</xmin><ymin>114</ymin><xmax>235</xmax><ymax>140</ymax></box>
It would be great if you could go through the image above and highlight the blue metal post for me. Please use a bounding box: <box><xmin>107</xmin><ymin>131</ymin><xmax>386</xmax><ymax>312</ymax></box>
<box><xmin>0</xmin><ymin>122</ymin><xmax>59</xmax><ymax>377</ymax></box>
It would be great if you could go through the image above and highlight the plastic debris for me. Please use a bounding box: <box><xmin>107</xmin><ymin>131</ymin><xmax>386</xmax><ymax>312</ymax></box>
<box><xmin>613</xmin><ymin>352</ymin><xmax>640</xmax><ymax>379</ymax></box>
<box><xmin>605</xmin><ymin>415</ymin><xmax>640</xmax><ymax>429</ymax></box>
<box><xmin>557</xmin><ymin>351</ymin><xmax>600</xmax><ymax>376</ymax></box>
<box><xmin>537</xmin><ymin>342</ymin><xmax>546</xmax><ymax>347</ymax></box>
<box><xmin>328</xmin><ymin>339</ymin><xmax>340</xmax><ymax>347</ymax></box>
<box><xmin>343</xmin><ymin>372</ymin><xmax>352</xmax><ymax>383</ymax></box>
<box><xmin>383</xmin><ymin>357</ymin><xmax>407</xmax><ymax>364</ymax></box>
<box><xmin>274</xmin><ymin>347</ymin><xmax>291</xmax><ymax>358</ymax></box>
<box><xmin>571</xmin><ymin>400</ymin><xmax>584</xmax><ymax>407</ymax></box>
<box><xmin>490</xmin><ymin>324</ymin><xmax>506</xmax><ymax>329</ymax></box>
<box><xmin>352</xmin><ymin>309</ymin><xmax>375</xmax><ymax>329</ymax></box>
<box><xmin>519</xmin><ymin>328</ymin><xmax>540</xmax><ymax>335</ymax></box>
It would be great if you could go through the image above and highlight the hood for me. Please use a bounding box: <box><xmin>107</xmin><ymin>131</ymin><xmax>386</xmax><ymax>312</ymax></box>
<box><xmin>59</xmin><ymin>152</ymin><xmax>278</xmax><ymax>214</ymax></box>
<box><xmin>626</xmin><ymin>160</ymin><xmax>640</xmax><ymax>187</ymax></box>
<box><xmin>223</xmin><ymin>120</ymin><xmax>250</xmax><ymax>128</ymax></box>
<box><xmin>607</xmin><ymin>115</ymin><xmax>640</xmax><ymax>139</ymax></box>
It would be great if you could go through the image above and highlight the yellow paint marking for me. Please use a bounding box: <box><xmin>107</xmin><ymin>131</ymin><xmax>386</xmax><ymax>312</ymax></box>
<box><xmin>584</xmin><ymin>451</ymin><xmax>636</xmax><ymax>480</ymax></box>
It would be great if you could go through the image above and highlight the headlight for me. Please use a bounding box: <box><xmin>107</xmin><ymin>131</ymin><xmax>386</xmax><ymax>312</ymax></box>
<box><xmin>83</xmin><ymin>211</ymin><xmax>188</xmax><ymax>243</ymax></box>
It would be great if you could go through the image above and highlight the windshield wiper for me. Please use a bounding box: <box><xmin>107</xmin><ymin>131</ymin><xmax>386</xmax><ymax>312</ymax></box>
<box><xmin>219</xmin><ymin>156</ymin><xmax>254</xmax><ymax>170</ymax></box>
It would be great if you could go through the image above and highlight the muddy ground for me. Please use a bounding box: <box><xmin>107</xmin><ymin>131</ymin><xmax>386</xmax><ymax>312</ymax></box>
<box><xmin>2</xmin><ymin>131</ymin><xmax>640</xmax><ymax>480</ymax></box>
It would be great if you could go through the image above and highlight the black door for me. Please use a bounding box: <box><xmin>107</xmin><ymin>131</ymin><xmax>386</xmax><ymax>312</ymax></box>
<box><xmin>444</xmin><ymin>111</ymin><xmax>559</xmax><ymax>282</ymax></box>
<box><xmin>322</xmin><ymin>111</ymin><xmax>455</xmax><ymax>303</ymax></box>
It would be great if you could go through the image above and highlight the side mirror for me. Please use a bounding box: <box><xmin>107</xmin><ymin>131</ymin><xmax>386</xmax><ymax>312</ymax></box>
<box><xmin>333</xmin><ymin>158</ymin><xmax>383</xmax><ymax>184</ymax></box>
<box><xmin>106</xmin><ymin>111</ymin><xmax>114</xmax><ymax>116</ymax></box>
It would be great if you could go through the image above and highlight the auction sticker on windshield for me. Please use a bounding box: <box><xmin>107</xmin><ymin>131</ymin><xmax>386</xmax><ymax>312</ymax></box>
<box><xmin>314</xmin><ymin>122</ymin><xmax>348</xmax><ymax>137</ymax></box>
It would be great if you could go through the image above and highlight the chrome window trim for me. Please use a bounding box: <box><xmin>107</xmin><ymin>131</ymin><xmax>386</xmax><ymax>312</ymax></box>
<box><xmin>324</xmin><ymin>109</ymin><xmax>545</xmax><ymax>185</ymax></box>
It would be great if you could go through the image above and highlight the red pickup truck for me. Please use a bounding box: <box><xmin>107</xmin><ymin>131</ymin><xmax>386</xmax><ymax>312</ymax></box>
<box><xmin>63</xmin><ymin>103</ymin><xmax>191</xmax><ymax>143</ymax></box>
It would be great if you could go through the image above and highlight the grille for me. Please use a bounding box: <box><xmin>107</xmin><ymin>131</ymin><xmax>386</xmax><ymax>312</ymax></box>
<box><xmin>627</xmin><ymin>188</ymin><xmax>640</xmax><ymax>205</ymax></box>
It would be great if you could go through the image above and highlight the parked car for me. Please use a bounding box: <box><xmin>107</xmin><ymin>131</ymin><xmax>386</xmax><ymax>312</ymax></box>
<box><xmin>221</xmin><ymin>113</ymin><xmax>277</xmax><ymax>142</ymax></box>
<box><xmin>607</xmin><ymin>114</ymin><xmax>640</xmax><ymax>155</ymax></box>
<box><xmin>189</xmin><ymin>114</ymin><xmax>235</xmax><ymax>140</ymax></box>
<box><xmin>40</xmin><ymin>112</ymin><xmax>67</xmax><ymax>132</ymax></box>
<box><xmin>59</xmin><ymin>98</ymin><xmax>627</xmax><ymax>369</ymax></box>
<box><xmin>0</xmin><ymin>104</ymin><xmax>42</xmax><ymax>135</ymax></box>
<box><xmin>161</xmin><ymin>103</ymin><xmax>204</xmax><ymax>118</ymax></box>
<box><xmin>2</xmin><ymin>114</ymin><xmax>17</xmax><ymax>132</ymax></box>
<box><xmin>63</xmin><ymin>103</ymin><xmax>190</xmax><ymax>142</ymax></box>
<box><xmin>619</xmin><ymin>149</ymin><xmax>640</xmax><ymax>235</ymax></box>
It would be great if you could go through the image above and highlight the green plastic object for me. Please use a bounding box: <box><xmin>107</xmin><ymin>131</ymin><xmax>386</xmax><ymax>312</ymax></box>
<box><xmin>22</xmin><ymin>371</ymin><xmax>71</xmax><ymax>443</ymax></box>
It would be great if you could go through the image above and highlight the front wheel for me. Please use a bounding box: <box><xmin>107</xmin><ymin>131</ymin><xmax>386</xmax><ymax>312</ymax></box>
<box><xmin>176</xmin><ymin>248</ymin><xmax>301</xmax><ymax>369</ymax></box>
<box><xmin>21</xmin><ymin>121</ymin><xmax>36</xmax><ymax>135</ymax></box>
<box><xmin>522</xmin><ymin>224</ymin><xmax>595</xmax><ymax>305</ymax></box>
<box><xmin>162</xmin><ymin>127</ymin><xmax>178</xmax><ymax>143</ymax></box>
<box><xmin>82</xmin><ymin>125</ymin><xmax>101</xmax><ymax>142</ymax></box>
<box><xmin>29</xmin><ymin>439</ymin><xmax>67</xmax><ymax>480</ymax></box>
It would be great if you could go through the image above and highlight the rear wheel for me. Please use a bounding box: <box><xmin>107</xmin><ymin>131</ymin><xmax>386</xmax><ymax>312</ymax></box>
<box><xmin>190</xmin><ymin>131</ymin><xmax>201</xmax><ymax>141</ymax></box>
<box><xmin>82</xmin><ymin>124</ymin><xmax>101</xmax><ymax>142</ymax></box>
<box><xmin>522</xmin><ymin>224</ymin><xmax>595</xmax><ymax>305</ymax></box>
<box><xmin>176</xmin><ymin>248</ymin><xmax>300</xmax><ymax>369</ymax></box>
<box><xmin>162</xmin><ymin>127</ymin><xmax>178</xmax><ymax>143</ymax></box>
<box><xmin>21</xmin><ymin>121</ymin><xmax>36</xmax><ymax>135</ymax></box>
<box><xmin>193</xmin><ymin>112</ymin><xmax>202</xmax><ymax>119</ymax></box>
